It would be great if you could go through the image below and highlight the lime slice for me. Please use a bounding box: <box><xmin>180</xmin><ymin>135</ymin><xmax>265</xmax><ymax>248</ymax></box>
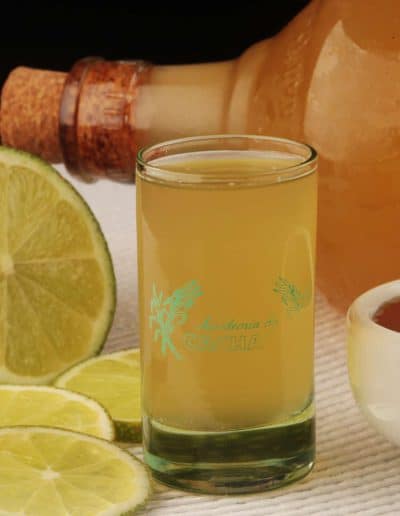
<box><xmin>0</xmin><ymin>385</ymin><xmax>114</xmax><ymax>440</ymax></box>
<box><xmin>0</xmin><ymin>426</ymin><xmax>150</xmax><ymax>515</ymax></box>
<box><xmin>0</xmin><ymin>146</ymin><xmax>116</xmax><ymax>384</ymax></box>
<box><xmin>56</xmin><ymin>349</ymin><xmax>141</xmax><ymax>442</ymax></box>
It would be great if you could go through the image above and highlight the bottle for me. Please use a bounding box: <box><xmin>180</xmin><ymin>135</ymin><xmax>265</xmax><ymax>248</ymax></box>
<box><xmin>1</xmin><ymin>0</ymin><xmax>399</xmax><ymax>312</ymax></box>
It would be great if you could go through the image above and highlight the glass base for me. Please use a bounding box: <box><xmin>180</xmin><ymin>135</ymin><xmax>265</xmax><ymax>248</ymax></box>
<box><xmin>143</xmin><ymin>408</ymin><xmax>315</xmax><ymax>495</ymax></box>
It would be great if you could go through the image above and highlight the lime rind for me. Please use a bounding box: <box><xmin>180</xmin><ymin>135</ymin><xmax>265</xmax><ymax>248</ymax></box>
<box><xmin>115</xmin><ymin>420</ymin><xmax>142</xmax><ymax>443</ymax></box>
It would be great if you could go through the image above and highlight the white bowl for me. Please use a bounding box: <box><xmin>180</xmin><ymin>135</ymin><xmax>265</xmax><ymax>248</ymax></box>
<box><xmin>347</xmin><ymin>280</ymin><xmax>400</xmax><ymax>446</ymax></box>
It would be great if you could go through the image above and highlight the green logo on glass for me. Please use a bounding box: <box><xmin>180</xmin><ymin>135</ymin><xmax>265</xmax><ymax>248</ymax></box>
<box><xmin>273</xmin><ymin>276</ymin><xmax>307</xmax><ymax>312</ymax></box>
<box><xmin>149</xmin><ymin>280</ymin><xmax>203</xmax><ymax>360</ymax></box>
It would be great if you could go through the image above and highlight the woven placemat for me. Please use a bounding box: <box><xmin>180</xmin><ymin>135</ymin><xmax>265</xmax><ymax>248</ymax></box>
<box><xmin>60</xmin><ymin>166</ymin><xmax>400</xmax><ymax>516</ymax></box>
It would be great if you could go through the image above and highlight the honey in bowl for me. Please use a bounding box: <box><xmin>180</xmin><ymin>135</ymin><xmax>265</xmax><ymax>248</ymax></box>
<box><xmin>373</xmin><ymin>297</ymin><xmax>400</xmax><ymax>332</ymax></box>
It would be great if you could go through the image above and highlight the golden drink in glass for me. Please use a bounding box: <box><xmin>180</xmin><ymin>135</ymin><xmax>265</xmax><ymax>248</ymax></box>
<box><xmin>136</xmin><ymin>135</ymin><xmax>317</xmax><ymax>494</ymax></box>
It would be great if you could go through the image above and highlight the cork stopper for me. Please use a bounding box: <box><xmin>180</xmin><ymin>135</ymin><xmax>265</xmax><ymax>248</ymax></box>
<box><xmin>0</xmin><ymin>67</ymin><xmax>66</xmax><ymax>162</ymax></box>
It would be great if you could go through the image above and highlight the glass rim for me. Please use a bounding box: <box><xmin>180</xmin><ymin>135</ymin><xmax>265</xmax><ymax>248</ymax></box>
<box><xmin>136</xmin><ymin>134</ymin><xmax>317</xmax><ymax>187</ymax></box>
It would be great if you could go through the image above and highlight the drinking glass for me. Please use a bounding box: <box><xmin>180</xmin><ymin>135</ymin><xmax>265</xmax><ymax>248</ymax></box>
<box><xmin>136</xmin><ymin>135</ymin><xmax>317</xmax><ymax>494</ymax></box>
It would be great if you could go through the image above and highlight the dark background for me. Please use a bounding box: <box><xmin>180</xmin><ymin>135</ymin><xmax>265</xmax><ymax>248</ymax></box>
<box><xmin>0</xmin><ymin>2</ymin><xmax>309</xmax><ymax>85</ymax></box>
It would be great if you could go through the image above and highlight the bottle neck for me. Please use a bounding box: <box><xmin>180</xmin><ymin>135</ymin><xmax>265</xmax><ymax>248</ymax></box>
<box><xmin>0</xmin><ymin>45</ymin><xmax>271</xmax><ymax>182</ymax></box>
<box><xmin>64</xmin><ymin>57</ymin><xmax>254</xmax><ymax>181</ymax></box>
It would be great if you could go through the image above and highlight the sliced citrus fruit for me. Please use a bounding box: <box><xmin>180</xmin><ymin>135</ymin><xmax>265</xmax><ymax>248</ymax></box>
<box><xmin>0</xmin><ymin>426</ymin><xmax>150</xmax><ymax>515</ymax></box>
<box><xmin>0</xmin><ymin>385</ymin><xmax>114</xmax><ymax>440</ymax></box>
<box><xmin>56</xmin><ymin>349</ymin><xmax>141</xmax><ymax>442</ymax></box>
<box><xmin>0</xmin><ymin>146</ymin><xmax>116</xmax><ymax>384</ymax></box>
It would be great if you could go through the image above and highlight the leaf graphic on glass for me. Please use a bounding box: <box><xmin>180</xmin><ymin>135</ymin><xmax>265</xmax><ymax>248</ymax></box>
<box><xmin>273</xmin><ymin>276</ymin><xmax>307</xmax><ymax>312</ymax></box>
<box><xmin>149</xmin><ymin>280</ymin><xmax>203</xmax><ymax>359</ymax></box>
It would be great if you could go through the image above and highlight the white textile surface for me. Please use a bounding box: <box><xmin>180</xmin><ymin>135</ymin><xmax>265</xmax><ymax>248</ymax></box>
<box><xmin>58</xmin><ymin>165</ymin><xmax>400</xmax><ymax>516</ymax></box>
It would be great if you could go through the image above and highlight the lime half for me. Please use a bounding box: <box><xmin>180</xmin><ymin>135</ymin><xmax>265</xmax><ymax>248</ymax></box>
<box><xmin>0</xmin><ymin>146</ymin><xmax>116</xmax><ymax>383</ymax></box>
<box><xmin>56</xmin><ymin>349</ymin><xmax>141</xmax><ymax>442</ymax></box>
<box><xmin>0</xmin><ymin>426</ymin><xmax>150</xmax><ymax>515</ymax></box>
<box><xmin>0</xmin><ymin>385</ymin><xmax>114</xmax><ymax>440</ymax></box>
